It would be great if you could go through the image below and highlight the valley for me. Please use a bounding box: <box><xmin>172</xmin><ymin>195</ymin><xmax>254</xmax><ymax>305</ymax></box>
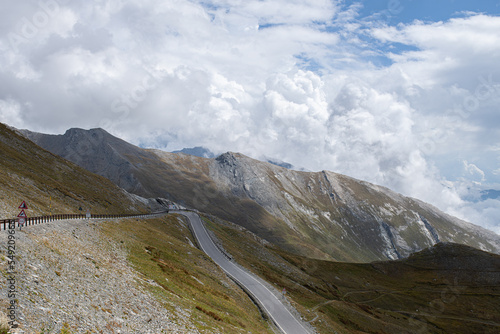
<box><xmin>1</xmin><ymin>122</ymin><xmax>499</xmax><ymax>333</ymax></box>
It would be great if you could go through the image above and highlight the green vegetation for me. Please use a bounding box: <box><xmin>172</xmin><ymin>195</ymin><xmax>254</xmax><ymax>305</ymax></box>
<box><xmin>203</xmin><ymin>214</ymin><xmax>500</xmax><ymax>334</ymax></box>
<box><xmin>0</xmin><ymin>322</ymin><xmax>9</xmax><ymax>334</ymax></box>
<box><xmin>100</xmin><ymin>215</ymin><xmax>274</xmax><ymax>333</ymax></box>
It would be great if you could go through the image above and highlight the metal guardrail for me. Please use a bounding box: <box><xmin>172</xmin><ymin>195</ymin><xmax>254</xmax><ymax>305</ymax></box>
<box><xmin>0</xmin><ymin>211</ymin><xmax>169</xmax><ymax>231</ymax></box>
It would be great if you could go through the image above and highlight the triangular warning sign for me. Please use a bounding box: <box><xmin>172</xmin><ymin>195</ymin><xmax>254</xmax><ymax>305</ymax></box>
<box><xmin>19</xmin><ymin>201</ymin><xmax>28</xmax><ymax>209</ymax></box>
<box><xmin>18</xmin><ymin>210</ymin><xmax>27</xmax><ymax>218</ymax></box>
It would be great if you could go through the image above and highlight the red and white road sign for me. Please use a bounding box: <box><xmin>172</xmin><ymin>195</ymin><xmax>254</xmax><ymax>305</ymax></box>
<box><xmin>18</xmin><ymin>210</ymin><xmax>27</xmax><ymax>218</ymax></box>
<box><xmin>19</xmin><ymin>201</ymin><xmax>28</xmax><ymax>209</ymax></box>
<box><xmin>18</xmin><ymin>217</ymin><xmax>25</xmax><ymax>225</ymax></box>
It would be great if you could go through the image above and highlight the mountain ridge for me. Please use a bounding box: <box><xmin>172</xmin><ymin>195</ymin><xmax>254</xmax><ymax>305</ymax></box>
<box><xmin>20</xmin><ymin>126</ymin><xmax>500</xmax><ymax>262</ymax></box>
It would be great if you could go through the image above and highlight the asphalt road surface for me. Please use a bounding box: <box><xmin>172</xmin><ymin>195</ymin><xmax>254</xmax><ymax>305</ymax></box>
<box><xmin>175</xmin><ymin>211</ymin><xmax>310</xmax><ymax>334</ymax></box>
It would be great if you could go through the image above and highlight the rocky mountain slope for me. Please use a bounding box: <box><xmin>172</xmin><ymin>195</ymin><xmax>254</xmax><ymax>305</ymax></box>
<box><xmin>0</xmin><ymin>123</ymin><xmax>149</xmax><ymax>219</ymax></box>
<box><xmin>20</xmin><ymin>127</ymin><xmax>155</xmax><ymax>197</ymax></box>
<box><xmin>22</xmin><ymin>127</ymin><xmax>500</xmax><ymax>262</ymax></box>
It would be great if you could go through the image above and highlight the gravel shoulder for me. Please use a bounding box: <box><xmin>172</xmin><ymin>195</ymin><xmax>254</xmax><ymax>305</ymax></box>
<box><xmin>0</xmin><ymin>219</ymin><xmax>200</xmax><ymax>334</ymax></box>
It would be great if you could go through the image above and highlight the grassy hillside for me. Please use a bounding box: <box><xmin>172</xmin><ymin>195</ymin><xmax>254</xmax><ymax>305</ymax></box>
<box><xmin>100</xmin><ymin>214</ymin><xmax>274</xmax><ymax>333</ymax></box>
<box><xmin>7</xmin><ymin>208</ymin><xmax>494</xmax><ymax>333</ymax></box>
<box><xmin>0</xmin><ymin>123</ymin><xmax>148</xmax><ymax>218</ymax></box>
<box><xmin>202</xmin><ymin>213</ymin><xmax>500</xmax><ymax>334</ymax></box>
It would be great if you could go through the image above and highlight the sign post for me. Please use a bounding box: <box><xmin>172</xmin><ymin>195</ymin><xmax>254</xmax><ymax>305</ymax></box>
<box><xmin>17</xmin><ymin>201</ymin><xmax>28</xmax><ymax>230</ymax></box>
<box><xmin>18</xmin><ymin>217</ymin><xmax>25</xmax><ymax>229</ymax></box>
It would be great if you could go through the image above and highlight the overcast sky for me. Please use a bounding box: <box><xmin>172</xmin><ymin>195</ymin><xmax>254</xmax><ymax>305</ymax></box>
<box><xmin>1</xmin><ymin>0</ymin><xmax>500</xmax><ymax>234</ymax></box>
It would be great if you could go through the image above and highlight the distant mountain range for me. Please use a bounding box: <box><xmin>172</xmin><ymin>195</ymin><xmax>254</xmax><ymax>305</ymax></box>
<box><xmin>481</xmin><ymin>189</ymin><xmax>500</xmax><ymax>201</ymax></box>
<box><xmin>172</xmin><ymin>146</ymin><xmax>216</xmax><ymax>158</ymax></box>
<box><xmin>171</xmin><ymin>146</ymin><xmax>299</xmax><ymax>170</ymax></box>
<box><xmin>21</xmin><ymin>127</ymin><xmax>500</xmax><ymax>262</ymax></box>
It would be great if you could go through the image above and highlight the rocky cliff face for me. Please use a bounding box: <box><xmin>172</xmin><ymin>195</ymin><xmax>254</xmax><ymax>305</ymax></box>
<box><xmin>24</xmin><ymin>128</ymin><xmax>500</xmax><ymax>262</ymax></box>
<box><xmin>207</xmin><ymin>152</ymin><xmax>500</xmax><ymax>261</ymax></box>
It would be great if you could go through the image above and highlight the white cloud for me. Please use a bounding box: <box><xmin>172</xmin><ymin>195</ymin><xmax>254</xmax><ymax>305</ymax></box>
<box><xmin>451</xmin><ymin>199</ymin><xmax>500</xmax><ymax>236</ymax></box>
<box><xmin>0</xmin><ymin>1</ymin><xmax>499</xmax><ymax>234</ymax></box>
<box><xmin>370</xmin><ymin>14</ymin><xmax>500</xmax><ymax>89</ymax></box>
<box><xmin>257</xmin><ymin>70</ymin><xmax>329</xmax><ymax>163</ymax></box>
<box><xmin>463</xmin><ymin>161</ymin><xmax>486</xmax><ymax>182</ymax></box>
<box><xmin>205</xmin><ymin>0</ymin><xmax>338</xmax><ymax>26</ymax></box>
<box><xmin>0</xmin><ymin>99</ymin><xmax>23</xmax><ymax>128</ymax></box>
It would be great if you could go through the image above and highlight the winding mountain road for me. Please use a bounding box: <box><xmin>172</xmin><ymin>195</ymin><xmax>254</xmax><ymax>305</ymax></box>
<box><xmin>174</xmin><ymin>211</ymin><xmax>310</xmax><ymax>334</ymax></box>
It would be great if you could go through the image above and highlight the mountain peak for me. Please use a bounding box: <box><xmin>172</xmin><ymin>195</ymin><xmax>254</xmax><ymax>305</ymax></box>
<box><xmin>172</xmin><ymin>146</ymin><xmax>215</xmax><ymax>158</ymax></box>
<box><xmin>215</xmin><ymin>152</ymin><xmax>241</xmax><ymax>167</ymax></box>
<box><xmin>63</xmin><ymin>127</ymin><xmax>114</xmax><ymax>139</ymax></box>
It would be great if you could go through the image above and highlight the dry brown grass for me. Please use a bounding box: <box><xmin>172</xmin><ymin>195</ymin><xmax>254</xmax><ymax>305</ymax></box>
<box><xmin>0</xmin><ymin>123</ymin><xmax>148</xmax><ymax>218</ymax></box>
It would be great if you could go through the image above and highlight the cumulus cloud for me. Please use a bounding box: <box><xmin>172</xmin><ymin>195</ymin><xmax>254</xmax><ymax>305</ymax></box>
<box><xmin>0</xmin><ymin>1</ymin><xmax>499</xmax><ymax>234</ymax></box>
<box><xmin>370</xmin><ymin>14</ymin><xmax>500</xmax><ymax>93</ymax></box>
<box><xmin>463</xmin><ymin>161</ymin><xmax>486</xmax><ymax>182</ymax></box>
